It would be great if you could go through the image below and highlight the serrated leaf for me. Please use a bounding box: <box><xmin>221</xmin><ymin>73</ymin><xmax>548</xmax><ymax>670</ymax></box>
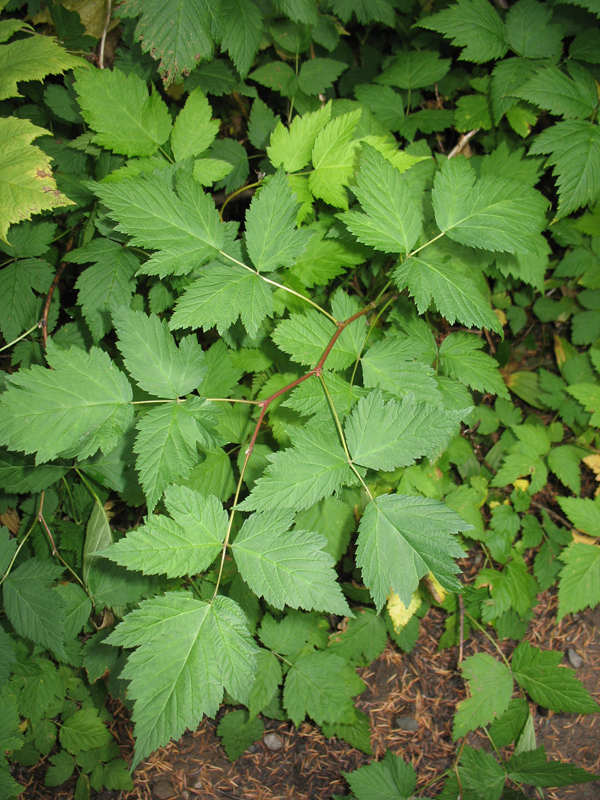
<box><xmin>283</xmin><ymin>651</ymin><xmax>364</xmax><ymax>726</ymax></box>
<box><xmin>512</xmin><ymin>642</ymin><xmax>599</xmax><ymax>713</ymax></box>
<box><xmin>113</xmin><ymin>306</ymin><xmax>205</xmax><ymax>398</ymax></box>
<box><xmin>557</xmin><ymin>496</ymin><xmax>600</xmax><ymax>535</ymax></box>
<box><xmin>505</xmin><ymin>0</ymin><xmax>563</xmax><ymax>58</ymax></box>
<box><xmin>453</xmin><ymin>654</ymin><xmax>513</xmax><ymax>738</ymax></box>
<box><xmin>298</xmin><ymin>58</ymin><xmax>348</xmax><ymax>95</ymax></box>
<box><xmin>106</xmin><ymin>593</ymin><xmax>257</xmax><ymax>767</ymax></box>
<box><xmin>268</xmin><ymin>102</ymin><xmax>332</xmax><ymax>172</ymax></box>
<box><xmin>83</xmin><ymin>500</ymin><xmax>112</xmax><ymax>587</ymax></box>
<box><xmin>308</xmin><ymin>109</ymin><xmax>362</xmax><ymax>209</ymax></box>
<box><xmin>170</xmin><ymin>263</ymin><xmax>273</xmax><ymax>337</ymax></box>
<box><xmin>238</xmin><ymin>423</ymin><xmax>358</xmax><ymax>513</ymax></box>
<box><xmin>272</xmin><ymin>308</ymin><xmax>365</xmax><ymax>371</ymax></box>
<box><xmin>220</xmin><ymin>0</ymin><xmax>263</xmax><ymax>77</ymax></box>
<box><xmin>491</xmin><ymin>57</ymin><xmax>537</xmax><ymax>123</ymax></box>
<box><xmin>289</xmin><ymin>231</ymin><xmax>365</xmax><ymax>287</ymax></box>
<box><xmin>394</xmin><ymin>252</ymin><xmax>502</xmax><ymax>333</ymax></box>
<box><xmin>248</xmin><ymin>98</ymin><xmax>278</xmax><ymax>151</ymax></box>
<box><xmin>432</xmin><ymin>157</ymin><xmax>548</xmax><ymax>253</ymax></box>
<box><xmin>361</xmin><ymin>337</ymin><xmax>442</xmax><ymax>404</ymax></box>
<box><xmin>0</xmin><ymin>343</ymin><xmax>133</xmax><ymax>462</ymax></box>
<box><xmin>488</xmin><ymin>697</ymin><xmax>529</xmax><ymax>747</ymax></box>
<box><xmin>375</xmin><ymin>50</ymin><xmax>451</xmax><ymax>89</ymax></box>
<box><xmin>459</xmin><ymin>746</ymin><xmax>505</xmax><ymax>800</ymax></box>
<box><xmin>250</xmin><ymin>61</ymin><xmax>297</xmax><ymax>95</ymax></box>
<box><xmin>439</xmin><ymin>332</ymin><xmax>509</xmax><ymax>398</ymax></box>
<box><xmin>419</xmin><ymin>0</ymin><xmax>508</xmax><ymax>63</ymax></box>
<box><xmin>567</xmin><ymin>383</ymin><xmax>600</xmax><ymax>427</ymax></box>
<box><xmin>60</xmin><ymin>708</ymin><xmax>112</xmax><ymax>754</ymax></box>
<box><xmin>104</xmin><ymin>487</ymin><xmax>225</xmax><ymax>577</ymax></box>
<box><xmin>171</xmin><ymin>88</ymin><xmax>219</xmax><ymax>162</ymax></box>
<box><xmin>245</xmin><ymin>170</ymin><xmax>312</xmax><ymax>272</ymax></box>
<box><xmin>0</xmin><ymin>117</ymin><xmax>74</xmax><ymax>243</ymax></box>
<box><xmin>232</xmin><ymin>509</ymin><xmax>350</xmax><ymax>614</ymax></box>
<box><xmin>73</xmin><ymin>67</ymin><xmax>171</xmax><ymax>157</ymax></box>
<box><xmin>94</xmin><ymin>171</ymin><xmax>225</xmax><ymax>277</ymax></box>
<box><xmin>515</xmin><ymin>65</ymin><xmax>598</xmax><ymax>120</ymax></box>
<box><xmin>558</xmin><ymin>543</ymin><xmax>600</xmax><ymax>620</ymax></box>
<box><xmin>45</xmin><ymin>749</ymin><xmax>75</xmax><ymax>787</ymax></box>
<box><xmin>339</xmin><ymin>144</ymin><xmax>422</xmax><ymax>254</ymax></box>
<box><xmin>529</xmin><ymin>120</ymin><xmax>600</xmax><ymax>219</ymax></box>
<box><xmin>344</xmin><ymin>750</ymin><xmax>416</xmax><ymax>800</ymax></box>
<box><xmin>134</xmin><ymin>397</ymin><xmax>219</xmax><ymax>510</ymax></box>
<box><xmin>247</xmin><ymin>649</ymin><xmax>282</xmax><ymax>718</ymax></box>
<box><xmin>329</xmin><ymin>608</ymin><xmax>387</xmax><ymax>665</ymax></box>
<box><xmin>356</xmin><ymin>494</ymin><xmax>469</xmax><ymax>611</ymax></box>
<box><xmin>507</xmin><ymin>746</ymin><xmax>600</xmax><ymax>786</ymax></box>
<box><xmin>217</xmin><ymin>710</ymin><xmax>264</xmax><ymax>761</ymax></box>
<box><xmin>0</xmin><ymin>32</ymin><xmax>82</xmax><ymax>101</ymax></box>
<box><xmin>345</xmin><ymin>389</ymin><xmax>462</xmax><ymax>472</ymax></box>
<box><xmin>0</xmin><ymin>258</ymin><xmax>52</xmax><ymax>341</ymax></box>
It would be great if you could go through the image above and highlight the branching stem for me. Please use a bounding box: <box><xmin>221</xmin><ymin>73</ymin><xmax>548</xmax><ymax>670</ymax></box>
<box><xmin>0</xmin><ymin>321</ymin><xmax>41</xmax><ymax>353</ymax></box>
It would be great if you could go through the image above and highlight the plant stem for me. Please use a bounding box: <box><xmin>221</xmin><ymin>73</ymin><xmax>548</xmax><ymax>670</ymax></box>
<box><xmin>0</xmin><ymin>321</ymin><xmax>41</xmax><ymax>353</ymax></box>
<box><xmin>407</xmin><ymin>232</ymin><xmax>445</xmax><ymax>259</ymax></box>
<box><xmin>465</xmin><ymin>612</ymin><xmax>512</xmax><ymax>670</ymax></box>
<box><xmin>74</xmin><ymin>468</ymin><xmax>101</xmax><ymax>505</ymax></box>
<box><xmin>207</xmin><ymin>397</ymin><xmax>261</xmax><ymax>405</ymax></box>
<box><xmin>219</xmin><ymin>180</ymin><xmax>263</xmax><ymax>221</ymax></box>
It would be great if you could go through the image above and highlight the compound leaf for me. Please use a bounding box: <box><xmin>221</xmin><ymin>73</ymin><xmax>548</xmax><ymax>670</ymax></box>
<box><xmin>558</xmin><ymin>543</ymin><xmax>600</xmax><ymax>620</ymax></box>
<box><xmin>361</xmin><ymin>337</ymin><xmax>442</xmax><ymax>405</ymax></box>
<box><xmin>309</xmin><ymin>109</ymin><xmax>362</xmax><ymax>209</ymax></box>
<box><xmin>268</xmin><ymin>102</ymin><xmax>332</xmax><ymax>173</ymax></box>
<box><xmin>515</xmin><ymin>66</ymin><xmax>598</xmax><ymax>120</ymax></box>
<box><xmin>505</xmin><ymin>0</ymin><xmax>563</xmax><ymax>58</ymax></box>
<box><xmin>375</xmin><ymin>50</ymin><xmax>451</xmax><ymax>89</ymax></box>
<box><xmin>507</xmin><ymin>746</ymin><xmax>600</xmax><ymax>786</ymax></box>
<box><xmin>439</xmin><ymin>332</ymin><xmax>509</xmax><ymax>398</ymax></box>
<box><xmin>60</xmin><ymin>708</ymin><xmax>112</xmax><ymax>754</ymax></box>
<box><xmin>247</xmin><ymin>648</ymin><xmax>282</xmax><ymax>718</ymax></box>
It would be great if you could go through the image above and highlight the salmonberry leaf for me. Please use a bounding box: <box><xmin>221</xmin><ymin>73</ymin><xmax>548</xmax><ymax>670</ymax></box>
<box><xmin>170</xmin><ymin>87</ymin><xmax>219</xmax><ymax>162</ymax></box>
<box><xmin>247</xmin><ymin>98</ymin><xmax>279</xmax><ymax>151</ymax></box>
<box><xmin>505</xmin><ymin>0</ymin><xmax>563</xmax><ymax>58</ymax></box>
<box><xmin>247</xmin><ymin>648</ymin><xmax>282</xmax><ymax>718</ymax></box>
<box><xmin>217</xmin><ymin>709</ymin><xmax>264</xmax><ymax>761</ymax></box>
<box><xmin>566</xmin><ymin>383</ymin><xmax>600</xmax><ymax>427</ymax></box>
<box><xmin>0</xmin><ymin>258</ymin><xmax>53</xmax><ymax>341</ymax></box>
<box><xmin>507</xmin><ymin>746</ymin><xmax>600</xmax><ymax>786</ymax></box>
<box><xmin>220</xmin><ymin>0</ymin><xmax>263</xmax><ymax>77</ymax></box>
<box><xmin>376</xmin><ymin>50</ymin><xmax>451</xmax><ymax>89</ymax></box>
<box><xmin>272</xmin><ymin>308</ymin><xmax>365</xmax><ymax>371</ymax></box>
<box><xmin>344</xmin><ymin>750</ymin><xmax>416</xmax><ymax>800</ymax></box>
<box><xmin>361</xmin><ymin>337</ymin><xmax>442</xmax><ymax>404</ymax></box>
<box><xmin>558</xmin><ymin>543</ymin><xmax>600</xmax><ymax>620</ymax></box>
<box><xmin>298</xmin><ymin>58</ymin><xmax>348</xmax><ymax>95</ymax></box>
<box><xmin>418</xmin><ymin>0</ymin><xmax>509</xmax><ymax>63</ymax></box>
<box><xmin>60</xmin><ymin>708</ymin><xmax>112</xmax><ymax>754</ymax></box>
<box><xmin>308</xmin><ymin>109</ymin><xmax>362</xmax><ymax>210</ymax></box>
<box><xmin>439</xmin><ymin>332</ymin><xmax>509</xmax><ymax>398</ymax></box>
<box><xmin>557</xmin><ymin>496</ymin><xmax>600</xmax><ymax>535</ymax></box>
<box><xmin>268</xmin><ymin>102</ymin><xmax>332</xmax><ymax>173</ymax></box>
<box><xmin>328</xmin><ymin>608</ymin><xmax>388</xmax><ymax>666</ymax></box>
<box><xmin>453</xmin><ymin>654</ymin><xmax>513</xmax><ymax>738</ymax></box>
<box><xmin>515</xmin><ymin>65</ymin><xmax>598</xmax><ymax>120</ymax></box>
<box><xmin>0</xmin><ymin>32</ymin><xmax>81</xmax><ymax>101</ymax></box>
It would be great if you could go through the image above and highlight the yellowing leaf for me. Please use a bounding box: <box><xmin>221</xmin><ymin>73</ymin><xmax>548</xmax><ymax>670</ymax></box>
<box><xmin>0</xmin><ymin>32</ymin><xmax>82</xmax><ymax>101</ymax></box>
<box><xmin>583</xmin><ymin>454</ymin><xmax>600</xmax><ymax>479</ymax></box>
<box><xmin>423</xmin><ymin>572</ymin><xmax>447</xmax><ymax>604</ymax></box>
<box><xmin>513</xmin><ymin>479</ymin><xmax>530</xmax><ymax>492</ymax></box>
<box><xmin>571</xmin><ymin>530</ymin><xmax>598</xmax><ymax>546</ymax></box>
<box><xmin>0</xmin><ymin>117</ymin><xmax>74</xmax><ymax>242</ymax></box>
<box><xmin>387</xmin><ymin>590</ymin><xmax>422</xmax><ymax>633</ymax></box>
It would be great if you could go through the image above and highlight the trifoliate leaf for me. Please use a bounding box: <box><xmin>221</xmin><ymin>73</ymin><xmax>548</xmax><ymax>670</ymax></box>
<box><xmin>0</xmin><ymin>117</ymin><xmax>74</xmax><ymax>243</ymax></box>
<box><xmin>250</xmin><ymin>61</ymin><xmax>297</xmax><ymax>95</ymax></box>
<box><xmin>238</xmin><ymin>423</ymin><xmax>358</xmax><ymax>513</ymax></box>
<box><xmin>192</xmin><ymin>157</ymin><xmax>233</xmax><ymax>186</ymax></box>
<box><xmin>170</xmin><ymin>263</ymin><xmax>273</xmax><ymax>338</ymax></box>
<box><xmin>394</xmin><ymin>252</ymin><xmax>502</xmax><ymax>333</ymax></box>
<box><xmin>134</xmin><ymin>397</ymin><xmax>219</xmax><ymax>510</ymax></box>
<box><xmin>529</xmin><ymin>120</ymin><xmax>600</xmax><ymax>219</ymax></box>
<box><xmin>68</xmin><ymin>240</ymin><xmax>139</xmax><ymax>341</ymax></box>
<box><xmin>345</xmin><ymin>389</ymin><xmax>462</xmax><ymax>472</ymax></box>
<box><xmin>375</xmin><ymin>50</ymin><xmax>451</xmax><ymax>89</ymax></box>
<box><xmin>343</xmin><ymin>750</ymin><xmax>417</xmax><ymax>800</ymax></box>
<box><xmin>0</xmin><ymin>258</ymin><xmax>52</xmax><ymax>341</ymax></box>
<box><xmin>0</xmin><ymin>343</ymin><xmax>133</xmax><ymax>462</ymax></box>
<box><xmin>453</xmin><ymin>654</ymin><xmax>513</xmax><ymax>738</ymax></box>
<box><xmin>356</xmin><ymin>494</ymin><xmax>469</xmax><ymax>610</ymax></box>
<box><xmin>308</xmin><ymin>109</ymin><xmax>362</xmax><ymax>209</ymax></box>
<box><xmin>339</xmin><ymin>144</ymin><xmax>422</xmax><ymax>254</ymax></box>
<box><xmin>439</xmin><ymin>332</ymin><xmax>509</xmax><ymax>398</ymax></box>
<box><xmin>171</xmin><ymin>88</ymin><xmax>219</xmax><ymax>162</ymax></box>
<box><xmin>0</xmin><ymin>32</ymin><xmax>82</xmax><ymax>101</ymax></box>
<box><xmin>0</xmin><ymin>219</ymin><xmax>56</xmax><ymax>259</ymax></box>
<box><xmin>217</xmin><ymin>710</ymin><xmax>264</xmax><ymax>762</ymax></box>
<box><xmin>60</xmin><ymin>708</ymin><xmax>112</xmax><ymax>754</ymax></box>
<box><xmin>505</xmin><ymin>0</ymin><xmax>563</xmax><ymax>58</ymax></box>
<box><xmin>558</xmin><ymin>543</ymin><xmax>600</xmax><ymax>620</ymax></box>
<box><xmin>361</xmin><ymin>337</ymin><xmax>442</xmax><ymax>405</ymax></box>
<box><xmin>259</xmin><ymin>610</ymin><xmax>328</xmax><ymax>656</ymax></box>
<box><xmin>507</xmin><ymin>746</ymin><xmax>600</xmax><ymax>786</ymax></box>
<box><xmin>283</xmin><ymin>651</ymin><xmax>364</xmax><ymax>726</ymax></box>
<box><xmin>268</xmin><ymin>102</ymin><xmax>332</xmax><ymax>172</ymax></box>
<box><xmin>107</xmin><ymin>593</ymin><xmax>257</xmax><ymax>767</ymax></box>
<box><xmin>113</xmin><ymin>306</ymin><xmax>205</xmax><ymax>398</ymax></box>
<box><xmin>104</xmin><ymin>487</ymin><xmax>226</xmax><ymax>577</ymax></box>
<box><xmin>94</xmin><ymin>171</ymin><xmax>225</xmax><ymax>277</ymax></box>
<box><xmin>490</xmin><ymin>57</ymin><xmax>537</xmax><ymax>123</ymax></box>
<box><xmin>247</xmin><ymin>649</ymin><xmax>282</xmax><ymax>718</ymax></box>
<box><xmin>515</xmin><ymin>65</ymin><xmax>598</xmax><ymax>120</ymax></box>
<box><xmin>511</xmin><ymin>642</ymin><xmax>599</xmax><ymax>713</ymax></box>
<box><xmin>73</xmin><ymin>67</ymin><xmax>171</xmax><ymax>157</ymax></box>
<box><xmin>220</xmin><ymin>0</ymin><xmax>263</xmax><ymax>77</ymax></box>
<box><xmin>232</xmin><ymin>509</ymin><xmax>350</xmax><ymax>615</ymax></box>
<box><xmin>3</xmin><ymin>558</ymin><xmax>67</xmax><ymax>658</ymax></box>
<box><xmin>245</xmin><ymin>170</ymin><xmax>312</xmax><ymax>272</ymax></box>
<box><xmin>432</xmin><ymin>157</ymin><xmax>548</xmax><ymax>253</ymax></box>
<box><xmin>418</xmin><ymin>0</ymin><xmax>509</xmax><ymax>63</ymax></box>
<box><xmin>488</xmin><ymin>698</ymin><xmax>529</xmax><ymax>747</ymax></box>
<box><xmin>298</xmin><ymin>58</ymin><xmax>348</xmax><ymax>95</ymax></box>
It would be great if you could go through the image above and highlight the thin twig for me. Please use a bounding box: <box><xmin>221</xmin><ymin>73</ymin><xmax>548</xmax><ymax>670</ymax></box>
<box><xmin>0</xmin><ymin>321</ymin><xmax>42</xmax><ymax>353</ymax></box>
<box><xmin>447</xmin><ymin>128</ymin><xmax>480</xmax><ymax>159</ymax></box>
<box><xmin>530</xmin><ymin>500</ymin><xmax>572</xmax><ymax>528</ymax></box>
<box><xmin>98</xmin><ymin>0</ymin><xmax>112</xmax><ymax>69</ymax></box>
<box><xmin>41</xmin><ymin>263</ymin><xmax>66</xmax><ymax>347</ymax></box>
<box><xmin>458</xmin><ymin>595</ymin><xmax>465</xmax><ymax>664</ymax></box>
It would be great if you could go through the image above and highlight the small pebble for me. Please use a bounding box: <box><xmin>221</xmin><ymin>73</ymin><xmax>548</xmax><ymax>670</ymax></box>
<box><xmin>263</xmin><ymin>732</ymin><xmax>283</xmax><ymax>751</ymax></box>
<box><xmin>395</xmin><ymin>715</ymin><xmax>419</xmax><ymax>732</ymax></box>
<box><xmin>152</xmin><ymin>780</ymin><xmax>177</xmax><ymax>800</ymax></box>
<box><xmin>181</xmin><ymin>792</ymin><xmax>190</xmax><ymax>800</ymax></box>
<box><xmin>568</xmin><ymin>648</ymin><xmax>583</xmax><ymax>669</ymax></box>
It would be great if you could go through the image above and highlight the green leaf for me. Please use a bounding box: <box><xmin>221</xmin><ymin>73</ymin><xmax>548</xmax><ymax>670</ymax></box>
<box><xmin>192</xmin><ymin>157</ymin><xmax>233</xmax><ymax>186</ymax></box>
<box><xmin>102</xmin><ymin>759</ymin><xmax>134</xmax><ymax>791</ymax></box>
<box><xmin>308</xmin><ymin>109</ymin><xmax>362</xmax><ymax>210</ymax></box>
<box><xmin>432</xmin><ymin>157</ymin><xmax>548</xmax><ymax>253</ymax></box>
<box><xmin>171</xmin><ymin>88</ymin><xmax>219</xmax><ymax>162</ymax></box>
<box><xmin>217</xmin><ymin>710</ymin><xmax>264</xmax><ymax>761</ymax></box>
<box><xmin>113</xmin><ymin>306</ymin><xmax>205</xmax><ymax>398</ymax></box>
<box><xmin>82</xmin><ymin>630</ymin><xmax>119</xmax><ymax>684</ymax></box>
<box><xmin>94</xmin><ymin>171</ymin><xmax>225</xmax><ymax>277</ymax></box>
<box><xmin>375</xmin><ymin>50</ymin><xmax>451</xmax><ymax>89</ymax></box>
<box><xmin>343</xmin><ymin>750</ymin><xmax>417</xmax><ymax>800</ymax></box>
<box><xmin>0</xmin><ymin>32</ymin><xmax>82</xmax><ymax>101</ymax></box>
<box><xmin>272</xmin><ymin>308</ymin><xmax>365</xmax><ymax>371</ymax></box>
<box><xmin>239</xmin><ymin>423</ymin><xmax>358</xmax><ymax>513</ymax></box>
<box><xmin>529</xmin><ymin>120</ymin><xmax>600</xmax><ymax>219</ymax></box>
<box><xmin>393</xmin><ymin>252</ymin><xmax>502</xmax><ymax>333</ymax></box>
<box><xmin>505</xmin><ymin>0</ymin><xmax>563</xmax><ymax>58</ymax></box>
<box><xmin>105</xmin><ymin>486</ymin><xmax>225</xmax><ymax>577</ymax></box>
<box><xmin>60</xmin><ymin>708</ymin><xmax>112</xmax><ymax>755</ymax></box>
<box><xmin>439</xmin><ymin>332</ymin><xmax>509</xmax><ymax>399</ymax></box>
<box><xmin>73</xmin><ymin>67</ymin><xmax>171</xmax><ymax>157</ymax></box>
<box><xmin>0</xmin><ymin>690</ymin><xmax>24</xmax><ymax>753</ymax></box>
<box><xmin>294</xmin><ymin>496</ymin><xmax>354</xmax><ymax>562</ymax></box>
<box><xmin>298</xmin><ymin>58</ymin><xmax>348</xmax><ymax>95</ymax></box>
<box><xmin>453</xmin><ymin>654</ymin><xmax>513</xmax><ymax>738</ymax></box>
<box><xmin>515</xmin><ymin>65</ymin><xmax>598</xmax><ymax>120</ymax></box>
<box><xmin>275</xmin><ymin>0</ymin><xmax>318</xmax><ymax>24</ymax></box>
<box><xmin>2</xmin><ymin>559</ymin><xmax>67</xmax><ymax>657</ymax></box>
<box><xmin>45</xmin><ymin>750</ymin><xmax>75</xmax><ymax>787</ymax></box>
<box><xmin>507</xmin><ymin>746</ymin><xmax>599</xmax><ymax>786</ymax></box>
<box><xmin>454</xmin><ymin>92</ymin><xmax>492</xmax><ymax>132</ymax></box>
<box><xmin>557</xmin><ymin>496</ymin><xmax>600</xmax><ymax>535</ymax></box>
<box><xmin>459</xmin><ymin>746</ymin><xmax>505</xmax><ymax>800</ymax></box>
<box><xmin>210</xmin><ymin>138</ymin><xmax>250</xmax><ymax>193</ymax></box>
<box><xmin>268</xmin><ymin>102</ymin><xmax>332</xmax><ymax>172</ymax></box>
<box><xmin>339</xmin><ymin>144</ymin><xmax>422</xmax><ymax>254</ymax></box>
<box><xmin>248</xmin><ymin>98</ymin><xmax>278</xmax><ymax>150</ymax></box>
<box><xmin>250</xmin><ymin>61</ymin><xmax>297</xmax><ymax>95</ymax></box>
<box><xmin>345</xmin><ymin>389</ymin><xmax>462</xmax><ymax>472</ymax></box>
<box><xmin>245</xmin><ymin>170</ymin><xmax>312</xmax><ymax>272</ymax></box>
<box><xmin>361</xmin><ymin>337</ymin><xmax>441</xmax><ymax>404</ymax></box>
<box><xmin>289</xmin><ymin>231</ymin><xmax>365</xmax><ymax>287</ymax></box>
<box><xmin>567</xmin><ymin>383</ymin><xmax>600</xmax><ymax>427</ymax></box>
<box><xmin>134</xmin><ymin>397</ymin><xmax>219</xmax><ymax>510</ymax></box>
<box><xmin>354</xmin><ymin>84</ymin><xmax>404</xmax><ymax>131</ymax></box>
<box><xmin>356</xmin><ymin>494</ymin><xmax>469</xmax><ymax>611</ymax></box>
<box><xmin>328</xmin><ymin>608</ymin><xmax>387</xmax><ymax>666</ymax></box>
<box><xmin>512</xmin><ymin>642</ymin><xmax>599</xmax><ymax>713</ymax></box>
<box><xmin>0</xmin><ymin>258</ymin><xmax>52</xmax><ymax>341</ymax></box>
<box><xmin>283</xmin><ymin>651</ymin><xmax>364</xmax><ymax>726</ymax></box>
<box><xmin>232</xmin><ymin>509</ymin><xmax>350</xmax><ymax>614</ymax></box>
<box><xmin>547</xmin><ymin>445</ymin><xmax>583</xmax><ymax>494</ymax></box>
<box><xmin>68</xmin><ymin>240</ymin><xmax>139</xmax><ymax>341</ymax></box>
<box><xmin>247</xmin><ymin>649</ymin><xmax>282</xmax><ymax>717</ymax></box>
<box><xmin>491</xmin><ymin>57</ymin><xmax>537</xmax><ymax>123</ymax></box>
<box><xmin>558</xmin><ymin>543</ymin><xmax>600</xmax><ymax>619</ymax></box>
<box><xmin>170</xmin><ymin>263</ymin><xmax>273</xmax><ymax>338</ymax></box>
<box><xmin>220</xmin><ymin>0</ymin><xmax>263</xmax><ymax>77</ymax></box>
<box><xmin>0</xmin><ymin>343</ymin><xmax>132</xmax><ymax>462</ymax></box>
<box><xmin>488</xmin><ymin>698</ymin><xmax>529</xmax><ymax>747</ymax></box>
<box><xmin>106</xmin><ymin>593</ymin><xmax>257</xmax><ymax>767</ymax></box>
<box><xmin>418</xmin><ymin>0</ymin><xmax>509</xmax><ymax>63</ymax></box>
<box><xmin>0</xmin><ymin>117</ymin><xmax>74</xmax><ymax>243</ymax></box>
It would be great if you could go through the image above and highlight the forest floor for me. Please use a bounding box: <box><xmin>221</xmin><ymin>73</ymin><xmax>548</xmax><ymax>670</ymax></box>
<box><xmin>20</xmin><ymin>591</ymin><xmax>600</xmax><ymax>800</ymax></box>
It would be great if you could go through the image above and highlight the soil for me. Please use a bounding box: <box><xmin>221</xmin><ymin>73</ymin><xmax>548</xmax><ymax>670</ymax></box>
<box><xmin>19</xmin><ymin>593</ymin><xmax>599</xmax><ymax>800</ymax></box>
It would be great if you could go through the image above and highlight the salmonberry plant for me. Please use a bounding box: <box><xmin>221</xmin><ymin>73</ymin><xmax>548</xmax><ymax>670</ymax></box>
<box><xmin>1</xmin><ymin>0</ymin><xmax>600</xmax><ymax>797</ymax></box>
